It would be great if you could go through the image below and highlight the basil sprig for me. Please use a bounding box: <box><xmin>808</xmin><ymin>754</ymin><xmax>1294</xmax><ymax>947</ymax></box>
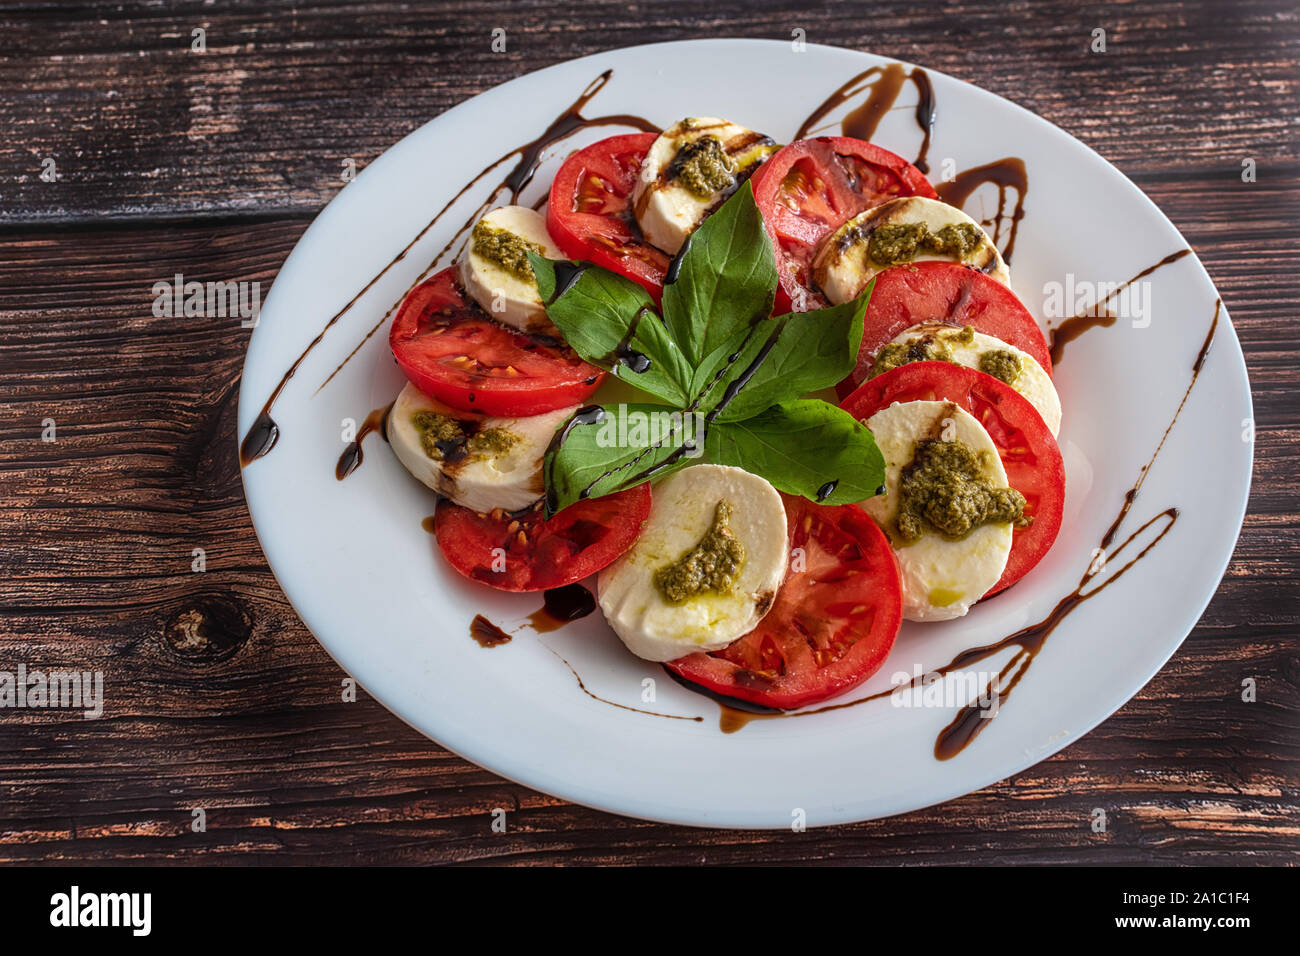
<box><xmin>530</xmin><ymin>182</ymin><xmax>885</xmax><ymax>514</ymax></box>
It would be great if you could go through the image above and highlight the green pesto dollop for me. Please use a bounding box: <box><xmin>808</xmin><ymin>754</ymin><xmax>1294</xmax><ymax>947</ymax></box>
<box><xmin>871</xmin><ymin>325</ymin><xmax>975</xmax><ymax>378</ymax></box>
<box><xmin>654</xmin><ymin>499</ymin><xmax>746</xmax><ymax>604</ymax></box>
<box><xmin>412</xmin><ymin>411</ymin><xmax>517</xmax><ymax>462</ymax></box>
<box><xmin>867</xmin><ymin>222</ymin><xmax>929</xmax><ymax>267</ymax></box>
<box><xmin>412</xmin><ymin>411</ymin><xmax>465</xmax><ymax>460</ymax></box>
<box><xmin>926</xmin><ymin>222</ymin><xmax>984</xmax><ymax>258</ymax></box>
<box><xmin>947</xmin><ymin>324</ymin><xmax>976</xmax><ymax>346</ymax></box>
<box><xmin>867</xmin><ymin>221</ymin><xmax>985</xmax><ymax>267</ymax></box>
<box><xmin>471</xmin><ymin>220</ymin><xmax>545</xmax><ymax>281</ymax></box>
<box><xmin>895</xmin><ymin>438</ymin><xmax>1027</xmax><ymax>545</ymax></box>
<box><xmin>469</xmin><ymin>427</ymin><xmax>519</xmax><ymax>457</ymax></box>
<box><xmin>668</xmin><ymin>136</ymin><xmax>735</xmax><ymax>199</ymax></box>
<box><xmin>979</xmin><ymin>348</ymin><xmax>1023</xmax><ymax>385</ymax></box>
<box><xmin>873</xmin><ymin>336</ymin><xmax>954</xmax><ymax>377</ymax></box>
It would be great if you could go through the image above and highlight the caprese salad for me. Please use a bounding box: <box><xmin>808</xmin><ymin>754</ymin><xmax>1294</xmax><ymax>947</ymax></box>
<box><xmin>384</xmin><ymin>115</ymin><xmax>1065</xmax><ymax>711</ymax></box>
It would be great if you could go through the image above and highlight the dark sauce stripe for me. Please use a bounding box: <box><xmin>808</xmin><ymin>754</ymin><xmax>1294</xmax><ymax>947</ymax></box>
<box><xmin>241</xmin><ymin>70</ymin><xmax>659</xmax><ymax>468</ymax></box>
<box><xmin>335</xmin><ymin>401</ymin><xmax>394</xmax><ymax>480</ymax></box>
<box><xmin>669</xmin><ymin>302</ymin><xmax>1221</xmax><ymax>752</ymax></box>
<box><xmin>1048</xmin><ymin>249</ymin><xmax>1193</xmax><ymax>366</ymax></box>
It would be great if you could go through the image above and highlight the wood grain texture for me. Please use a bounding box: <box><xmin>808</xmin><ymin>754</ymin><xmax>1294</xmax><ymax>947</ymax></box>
<box><xmin>3</xmin><ymin>0</ymin><xmax>1297</xmax><ymax>223</ymax></box>
<box><xmin>0</xmin><ymin>0</ymin><xmax>1297</xmax><ymax>864</ymax></box>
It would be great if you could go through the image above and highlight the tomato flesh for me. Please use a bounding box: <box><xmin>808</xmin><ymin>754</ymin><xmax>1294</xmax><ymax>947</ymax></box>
<box><xmin>839</xmin><ymin>261</ymin><xmax>1053</xmax><ymax>398</ymax></box>
<box><xmin>840</xmin><ymin>361</ymin><xmax>1064</xmax><ymax>595</ymax></box>
<box><xmin>389</xmin><ymin>267</ymin><xmax>604</xmax><ymax>416</ymax></box>
<box><xmin>666</xmin><ymin>494</ymin><xmax>902</xmax><ymax>710</ymax></box>
<box><xmin>434</xmin><ymin>484</ymin><xmax>652</xmax><ymax>592</ymax></box>
<box><xmin>547</xmin><ymin>132</ymin><xmax>670</xmax><ymax>303</ymax></box>
<box><xmin>750</xmin><ymin>137</ymin><xmax>938</xmax><ymax>313</ymax></box>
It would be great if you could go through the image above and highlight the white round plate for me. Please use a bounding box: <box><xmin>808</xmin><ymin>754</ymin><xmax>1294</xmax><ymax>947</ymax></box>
<box><xmin>239</xmin><ymin>40</ymin><xmax>1252</xmax><ymax>827</ymax></box>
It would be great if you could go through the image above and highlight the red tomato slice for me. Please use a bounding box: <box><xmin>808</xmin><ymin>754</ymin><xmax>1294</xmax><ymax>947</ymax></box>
<box><xmin>389</xmin><ymin>267</ymin><xmax>605</xmax><ymax>417</ymax></box>
<box><xmin>547</xmin><ymin>132</ymin><xmax>670</xmax><ymax>303</ymax></box>
<box><xmin>434</xmin><ymin>484</ymin><xmax>652</xmax><ymax>592</ymax></box>
<box><xmin>666</xmin><ymin>494</ymin><xmax>903</xmax><ymax>711</ymax></box>
<box><xmin>750</xmin><ymin>136</ymin><xmax>938</xmax><ymax>314</ymax></box>
<box><xmin>838</xmin><ymin>261</ymin><xmax>1053</xmax><ymax>398</ymax></box>
<box><xmin>840</xmin><ymin>362</ymin><xmax>1064</xmax><ymax>596</ymax></box>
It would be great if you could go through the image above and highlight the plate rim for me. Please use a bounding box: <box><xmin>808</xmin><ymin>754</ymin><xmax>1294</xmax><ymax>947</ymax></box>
<box><xmin>237</xmin><ymin>37</ymin><xmax>1254</xmax><ymax>829</ymax></box>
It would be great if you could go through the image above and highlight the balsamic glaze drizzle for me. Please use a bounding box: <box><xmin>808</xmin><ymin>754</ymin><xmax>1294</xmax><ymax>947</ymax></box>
<box><xmin>795</xmin><ymin>63</ymin><xmax>936</xmax><ymax>173</ymax></box>
<box><xmin>664</xmin><ymin>234</ymin><xmax>692</xmax><ymax>285</ymax></box>
<box><xmin>665</xmin><ymin>302</ymin><xmax>1222</xmax><ymax>751</ymax></box>
<box><xmin>546</xmin><ymin>260</ymin><xmax>591</xmax><ymax>304</ymax></box>
<box><xmin>704</xmin><ymin>321</ymin><xmax>784</xmax><ymax>424</ymax></box>
<box><xmin>545</xmin><ymin>645</ymin><xmax>703</xmax><ymax>723</ymax></box>
<box><xmin>796</xmin><ymin>64</ymin><xmax>1024</xmax><ymax>272</ymax></box>
<box><xmin>335</xmin><ymin>402</ymin><xmax>393</xmax><ymax>480</ymax></box>
<box><xmin>935</xmin><ymin>158</ymin><xmax>1029</xmax><ymax>264</ymax></box>
<box><xmin>526</xmin><ymin>584</ymin><xmax>599</xmax><ymax>632</ymax></box>
<box><xmin>539</xmin><ymin>584</ymin><xmax>597</xmax><ymax>625</ymax></box>
<box><xmin>240</xmin><ymin>71</ymin><xmax>659</xmax><ymax>467</ymax></box>
<box><xmin>470</xmin><ymin>614</ymin><xmax>512</xmax><ymax>648</ymax></box>
<box><xmin>542</xmin><ymin>405</ymin><xmax>607</xmax><ymax>515</ymax></box>
<box><xmin>607</xmin><ymin>304</ymin><xmax>655</xmax><ymax>373</ymax></box>
<box><xmin>258</xmin><ymin>62</ymin><xmax>1222</xmax><ymax>758</ymax></box>
<box><xmin>1048</xmin><ymin>249</ymin><xmax>1192</xmax><ymax>366</ymax></box>
<box><xmin>472</xmin><ymin>585</ymin><xmax>597</xmax><ymax>643</ymax></box>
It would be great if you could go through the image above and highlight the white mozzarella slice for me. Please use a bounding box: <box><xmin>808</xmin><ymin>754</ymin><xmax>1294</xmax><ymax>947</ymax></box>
<box><xmin>813</xmin><ymin>196</ymin><xmax>1010</xmax><ymax>305</ymax></box>
<box><xmin>881</xmin><ymin>323</ymin><xmax>1062</xmax><ymax>436</ymax></box>
<box><xmin>387</xmin><ymin>381</ymin><xmax>574</xmax><ymax>513</ymax></box>
<box><xmin>458</xmin><ymin>205</ymin><xmax>564</xmax><ymax>334</ymax></box>
<box><xmin>859</xmin><ymin>400</ymin><xmax>1014</xmax><ymax>622</ymax></box>
<box><xmin>597</xmin><ymin>464</ymin><xmax>788</xmax><ymax>662</ymax></box>
<box><xmin>631</xmin><ymin>117</ymin><xmax>776</xmax><ymax>255</ymax></box>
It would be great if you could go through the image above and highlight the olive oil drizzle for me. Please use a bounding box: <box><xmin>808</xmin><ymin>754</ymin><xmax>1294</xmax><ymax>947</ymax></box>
<box><xmin>240</xmin><ymin>70</ymin><xmax>659</xmax><ymax>467</ymax></box>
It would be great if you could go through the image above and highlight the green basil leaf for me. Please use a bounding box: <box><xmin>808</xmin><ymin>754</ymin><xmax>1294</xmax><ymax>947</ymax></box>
<box><xmin>529</xmin><ymin>255</ymin><xmax>692</xmax><ymax>405</ymax></box>
<box><xmin>709</xmin><ymin>284</ymin><xmax>872</xmax><ymax>423</ymax></box>
<box><xmin>704</xmin><ymin>400</ymin><xmax>886</xmax><ymax>505</ymax></box>
<box><xmin>660</xmin><ymin>182</ymin><xmax>777</xmax><ymax>366</ymax></box>
<box><xmin>544</xmin><ymin>403</ymin><xmax>704</xmax><ymax>514</ymax></box>
<box><xmin>687</xmin><ymin>313</ymin><xmax>784</xmax><ymax>418</ymax></box>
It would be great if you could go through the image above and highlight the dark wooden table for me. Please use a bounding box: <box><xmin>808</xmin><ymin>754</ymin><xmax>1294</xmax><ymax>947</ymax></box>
<box><xmin>1</xmin><ymin>0</ymin><xmax>1296</xmax><ymax>865</ymax></box>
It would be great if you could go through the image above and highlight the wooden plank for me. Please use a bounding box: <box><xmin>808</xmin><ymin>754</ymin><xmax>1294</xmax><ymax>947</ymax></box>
<box><xmin>0</xmin><ymin>0</ymin><xmax>1296</xmax><ymax>223</ymax></box>
<box><xmin>1</xmin><ymin>0</ymin><xmax>1297</xmax><ymax>863</ymax></box>
<box><xmin>0</xmin><ymin>196</ymin><xmax>1295</xmax><ymax>862</ymax></box>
